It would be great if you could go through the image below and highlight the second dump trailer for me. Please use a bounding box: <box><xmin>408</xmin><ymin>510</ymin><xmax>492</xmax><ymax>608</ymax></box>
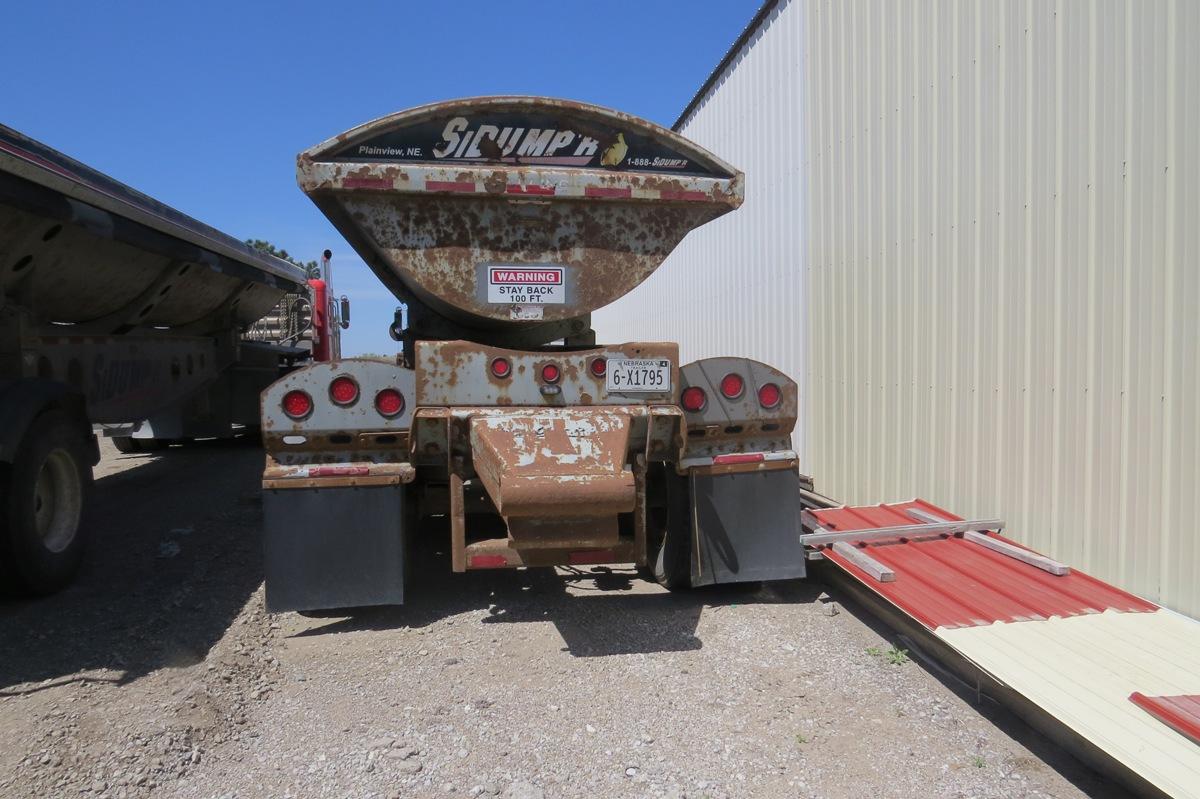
<box><xmin>0</xmin><ymin>123</ymin><xmax>310</xmax><ymax>595</ymax></box>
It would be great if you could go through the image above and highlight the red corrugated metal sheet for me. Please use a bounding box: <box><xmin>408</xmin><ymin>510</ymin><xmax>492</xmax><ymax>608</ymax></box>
<box><xmin>1130</xmin><ymin>693</ymin><xmax>1200</xmax><ymax>746</ymax></box>
<box><xmin>809</xmin><ymin>499</ymin><xmax>1157</xmax><ymax>630</ymax></box>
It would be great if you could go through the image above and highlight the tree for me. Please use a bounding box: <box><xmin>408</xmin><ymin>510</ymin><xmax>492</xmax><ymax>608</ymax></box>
<box><xmin>245</xmin><ymin>239</ymin><xmax>321</xmax><ymax>279</ymax></box>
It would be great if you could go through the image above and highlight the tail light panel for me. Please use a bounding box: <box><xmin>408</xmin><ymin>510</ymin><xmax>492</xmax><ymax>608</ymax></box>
<box><xmin>262</xmin><ymin>359</ymin><xmax>416</xmax><ymax>457</ymax></box>
<box><xmin>414</xmin><ymin>340</ymin><xmax>679</xmax><ymax>407</ymax></box>
<box><xmin>677</xmin><ymin>356</ymin><xmax>798</xmax><ymax>459</ymax></box>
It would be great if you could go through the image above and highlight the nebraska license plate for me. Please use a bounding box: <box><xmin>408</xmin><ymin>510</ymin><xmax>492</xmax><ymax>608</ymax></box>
<box><xmin>605</xmin><ymin>358</ymin><xmax>672</xmax><ymax>393</ymax></box>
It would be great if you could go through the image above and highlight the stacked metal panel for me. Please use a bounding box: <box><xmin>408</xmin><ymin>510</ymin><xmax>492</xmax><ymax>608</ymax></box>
<box><xmin>811</xmin><ymin>499</ymin><xmax>1200</xmax><ymax>799</ymax></box>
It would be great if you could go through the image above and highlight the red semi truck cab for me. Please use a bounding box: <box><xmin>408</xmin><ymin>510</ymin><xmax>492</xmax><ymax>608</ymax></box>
<box><xmin>258</xmin><ymin>97</ymin><xmax>808</xmax><ymax>612</ymax></box>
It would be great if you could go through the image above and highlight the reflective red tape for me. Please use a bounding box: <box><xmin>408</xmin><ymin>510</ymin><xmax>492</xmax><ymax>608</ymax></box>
<box><xmin>341</xmin><ymin>177</ymin><xmax>392</xmax><ymax>189</ymax></box>
<box><xmin>584</xmin><ymin>186</ymin><xmax>632</xmax><ymax>199</ymax></box>
<box><xmin>712</xmin><ymin>453</ymin><xmax>765</xmax><ymax>465</ymax></box>
<box><xmin>469</xmin><ymin>554</ymin><xmax>509</xmax><ymax>569</ymax></box>
<box><xmin>425</xmin><ymin>180</ymin><xmax>476</xmax><ymax>193</ymax></box>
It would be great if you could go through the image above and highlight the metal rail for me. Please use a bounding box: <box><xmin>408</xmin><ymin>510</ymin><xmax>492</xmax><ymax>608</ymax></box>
<box><xmin>799</xmin><ymin>514</ymin><xmax>1005</xmax><ymax>547</ymax></box>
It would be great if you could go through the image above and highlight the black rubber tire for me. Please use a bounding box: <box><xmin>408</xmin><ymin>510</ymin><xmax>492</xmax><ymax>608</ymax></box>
<box><xmin>644</xmin><ymin>466</ymin><xmax>693</xmax><ymax>590</ymax></box>
<box><xmin>111</xmin><ymin>436</ymin><xmax>140</xmax><ymax>454</ymax></box>
<box><xmin>0</xmin><ymin>410</ymin><xmax>92</xmax><ymax>596</ymax></box>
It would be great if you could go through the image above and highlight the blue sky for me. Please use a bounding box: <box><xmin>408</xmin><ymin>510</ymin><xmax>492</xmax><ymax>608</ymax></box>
<box><xmin>5</xmin><ymin>0</ymin><xmax>760</xmax><ymax>355</ymax></box>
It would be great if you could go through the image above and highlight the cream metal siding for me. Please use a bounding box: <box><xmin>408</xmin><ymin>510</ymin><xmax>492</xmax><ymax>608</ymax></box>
<box><xmin>593</xmin><ymin>0</ymin><xmax>810</xmax><ymax>464</ymax></box>
<box><xmin>598</xmin><ymin>0</ymin><xmax>1200</xmax><ymax>617</ymax></box>
<box><xmin>939</xmin><ymin>610</ymin><xmax>1200</xmax><ymax>799</ymax></box>
<box><xmin>805</xmin><ymin>0</ymin><xmax>1199</xmax><ymax>617</ymax></box>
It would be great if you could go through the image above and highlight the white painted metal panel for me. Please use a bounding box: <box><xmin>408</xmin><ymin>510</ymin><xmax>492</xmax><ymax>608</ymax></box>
<box><xmin>803</xmin><ymin>0</ymin><xmax>1199</xmax><ymax>618</ymax></box>
<box><xmin>598</xmin><ymin>0</ymin><xmax>1200</xmax><ymax>618</ymax></box>
<box><xmin>940</xmin><ymin>610</ymin><xmax>1200</xmax><ymax>799</ymax></box>
<box><xmin>593</xmin><ymin>0</ymin><xmax>809</xmax><ymax>468</ymax></box>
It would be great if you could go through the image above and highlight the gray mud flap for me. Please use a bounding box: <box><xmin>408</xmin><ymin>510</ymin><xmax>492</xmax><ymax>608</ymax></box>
<box><xmin>263</xmin><ymin>484</ymin><xmax>405</xmax><ymax>612</ymax></box>
<box><xmin>690</xmin><ymin>469</ymin><xmax>805</xmax><ymax>587</ymax></box>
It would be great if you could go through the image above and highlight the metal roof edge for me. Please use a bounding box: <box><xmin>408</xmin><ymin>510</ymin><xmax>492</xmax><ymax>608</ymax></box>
<box><xmin>0</xmin><ymin>123</ymin><xmax>307</xmax><ymax>288</ymax></box>
<box><xmin>672</xmin><ymin>0</ymin><xmax>782</xmax><ymax>131</ymax></box>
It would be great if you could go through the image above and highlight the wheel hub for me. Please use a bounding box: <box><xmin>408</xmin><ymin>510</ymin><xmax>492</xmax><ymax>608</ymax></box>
<box><xmin>34</xmin><ymin>448</ymin><xmax>82</xmax><ymax>554</ymax></box>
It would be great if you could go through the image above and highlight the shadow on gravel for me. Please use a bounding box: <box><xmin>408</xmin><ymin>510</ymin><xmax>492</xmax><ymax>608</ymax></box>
<box><xmin>0</xmin><ymin>436</ymin><xmax>266</xmax><ymax>695</ymax></box>
<box><xmin>293</xmin><ymin>533</ymin><xmax>827</xmax><ymax>658</ymax></box>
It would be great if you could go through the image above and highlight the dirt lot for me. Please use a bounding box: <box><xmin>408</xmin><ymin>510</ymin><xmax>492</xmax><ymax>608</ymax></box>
<box><xmin>0</xmin><ymin>438</ymin><xmax>1133</xmax><ymax>798</ymax></box>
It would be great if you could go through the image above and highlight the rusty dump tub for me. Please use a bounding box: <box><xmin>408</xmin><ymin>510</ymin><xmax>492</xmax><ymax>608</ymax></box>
<box><xmin>297</xmin><ymin>96</ymin><xmax>743</xmax><ymax>336</ymax></box>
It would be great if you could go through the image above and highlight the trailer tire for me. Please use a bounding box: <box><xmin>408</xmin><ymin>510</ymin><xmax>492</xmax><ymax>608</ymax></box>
<box><xmin>644</xmin><ymin>466</ymin><xmax>692</xmax><ymax>590</ymax></box>
<box><xmin>0</xmin><ymin>410</ymin><xmax>92</xmax><ymax>596</ymax></box>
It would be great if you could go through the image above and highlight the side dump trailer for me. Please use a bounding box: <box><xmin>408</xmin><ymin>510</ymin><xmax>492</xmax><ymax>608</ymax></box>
<box><xmin>260</xmin><ymin>97</ymin><xmax>808</xmax><ymax>612</ymax></box>
<box><xmin>0</xmin><ymin>124</ymin><xmax>310</xmax><ymax>595</ymax></box>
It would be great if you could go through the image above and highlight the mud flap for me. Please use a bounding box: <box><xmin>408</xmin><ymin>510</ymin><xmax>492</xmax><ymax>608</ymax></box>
<box><xmin>263</xmin><ymin>484</ymin><xmax>405</xmax><ymax>612</ymax></box>
<box><xmin>689</xmin><ymin>469</ymin><xmax>806</xmax><ymax>587</ymax></box>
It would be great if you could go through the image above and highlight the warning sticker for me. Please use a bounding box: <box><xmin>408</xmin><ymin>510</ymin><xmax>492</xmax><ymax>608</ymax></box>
<box><xmin>486</xmin><ymin>265</ymin><xmax>565</xmax><ymax>305</ymax></box>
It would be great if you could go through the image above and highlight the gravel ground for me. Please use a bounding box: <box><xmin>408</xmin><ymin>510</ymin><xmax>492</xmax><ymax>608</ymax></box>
<box><xmin>0</xmin><ymin>438</ymin><xmax>1134</xmax><ymax>798</ymax></box>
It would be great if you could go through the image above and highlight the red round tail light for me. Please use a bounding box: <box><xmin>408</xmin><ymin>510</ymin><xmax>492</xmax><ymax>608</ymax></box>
<box><xmin>758</xmin><ymin>382</ymin><xmax>782</xmax><ymax>409</ymax></box>
<box><xmin>719</xmin><ymin>372</ymin><xmax>745</xmax><ymax>399</ymax></box>
<box><xmin>329</xmin><ymin>375</ymin><xmax>359</xmax><ymax>406</ymax></box>
<box><xmin>541</xmin><ymin>363</ymin><xmax>561</xmax><ymax>383</ymax></box>
<box><xmin>375</xmin><ymin>388</ymin><xmax>405</xmax><ymax>418</ymax></box>
<box><xmin>282</xmin><ymin>389</ymin><xmax>313</xmax><ymax>419</ymax></box>
<box><xmin>589</xmin><ymin>357</ymin><xmax>607</xmax><ymax>377</ymax></box>
<box><xmin>490</xmin><ymin>357</ymin><xmax>511</xmax><ymax>379</ymax></box>
<box><xmin>681</xmin><ymin>386</ymin><xmax>707</xmax><ymax>413</ymax></box>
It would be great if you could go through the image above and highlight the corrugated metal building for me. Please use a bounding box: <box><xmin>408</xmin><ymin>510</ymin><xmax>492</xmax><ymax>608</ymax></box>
<box><xmin>594</xmin><ymin>0</ymin><xmax>1200</xmax><ymax>617</ymax></box>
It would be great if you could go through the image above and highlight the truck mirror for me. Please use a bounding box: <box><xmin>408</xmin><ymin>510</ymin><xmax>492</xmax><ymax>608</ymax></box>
<box><xmin>339</xmin><ymin>295</ymin><xmax>350</xmax><ymax>329</ymax></box>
